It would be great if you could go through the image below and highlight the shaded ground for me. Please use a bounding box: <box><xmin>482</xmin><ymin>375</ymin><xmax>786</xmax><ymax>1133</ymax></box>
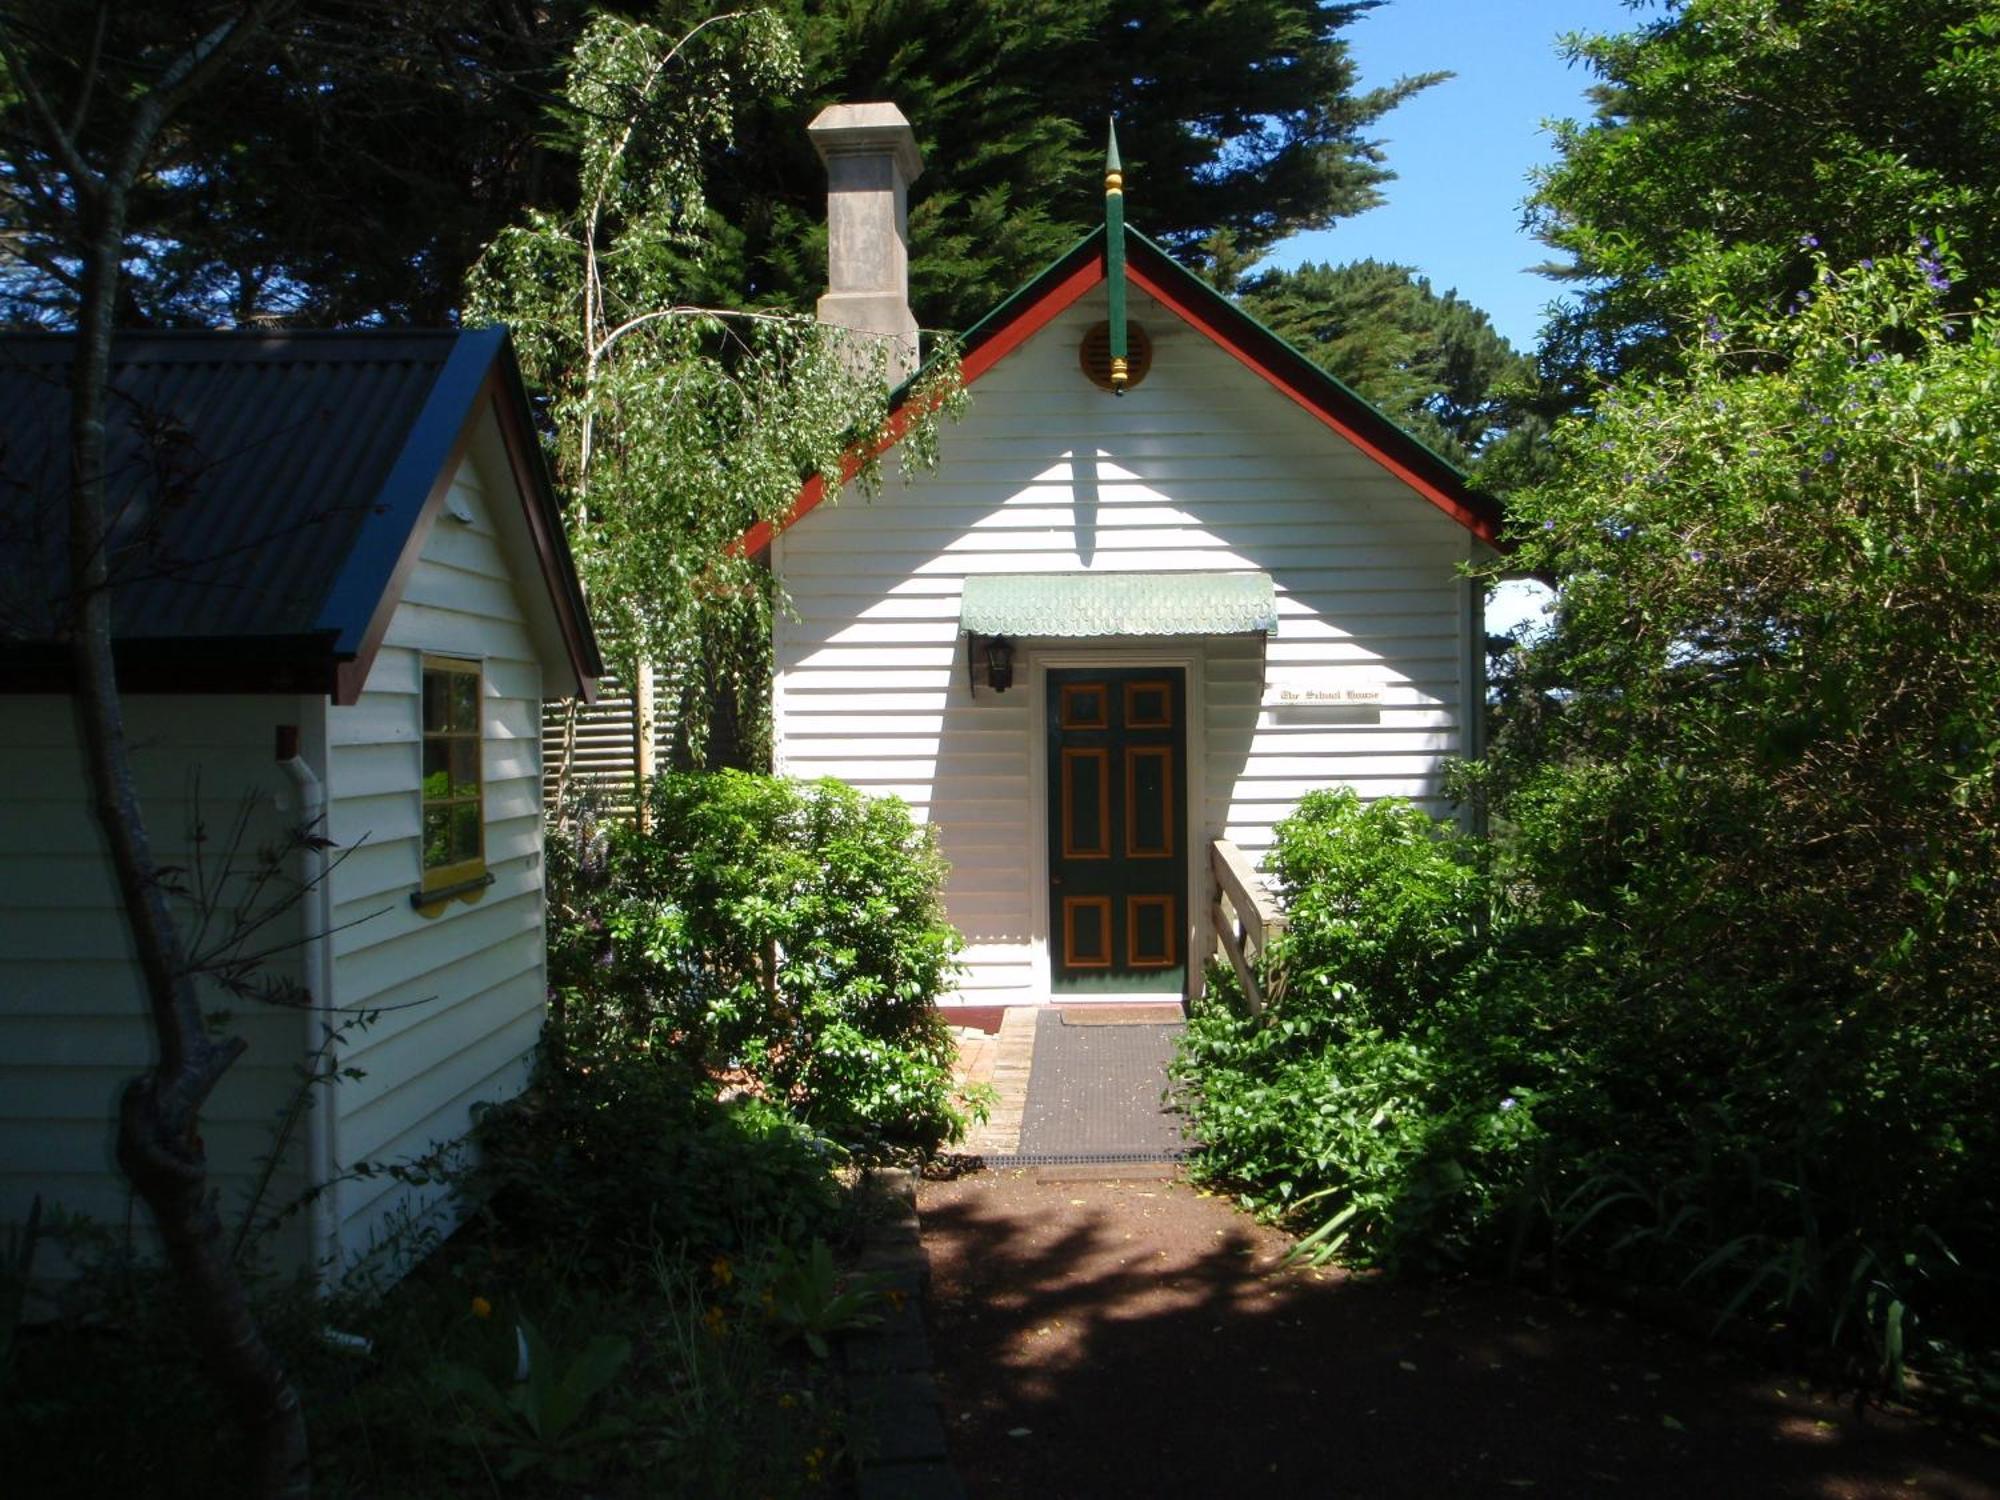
<box><xmin>918</xmin><ymin>1171</ymin><xmax>2000</xmax><ymax>1500</ymax></box>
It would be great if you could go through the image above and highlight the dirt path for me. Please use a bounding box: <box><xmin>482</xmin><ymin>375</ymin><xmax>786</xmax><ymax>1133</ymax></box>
<box><xmin>917</xmin><ymin>1171</ymin><xmax>2000</xmax><ymax>1500</ymax></box>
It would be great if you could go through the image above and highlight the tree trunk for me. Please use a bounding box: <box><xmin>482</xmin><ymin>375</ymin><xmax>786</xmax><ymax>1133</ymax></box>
<box><xmin>63</xmin><ymin>129</ymin><xmax>311</xmax><ymax>1500</ymax></box>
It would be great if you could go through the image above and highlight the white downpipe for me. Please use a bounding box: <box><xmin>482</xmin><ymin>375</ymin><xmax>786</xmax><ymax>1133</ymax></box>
<box><xmin>278</xmin><ymin>726</ymin><xmax>340</xmax><ymax>1291</ymax></box>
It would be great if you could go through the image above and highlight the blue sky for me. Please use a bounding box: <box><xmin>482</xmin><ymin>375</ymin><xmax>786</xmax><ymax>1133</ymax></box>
<box><xmin>1263</xmin><ymin>0</ymin><xmax>1641</xmax><ymax>352</ymax></box>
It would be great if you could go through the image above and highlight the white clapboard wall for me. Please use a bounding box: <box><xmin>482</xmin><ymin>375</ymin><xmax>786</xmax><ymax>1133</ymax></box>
<box><xmin>772</xmin><ymin>283</ymin><xmax>1483</xmax><ymax>1003</ymax></box>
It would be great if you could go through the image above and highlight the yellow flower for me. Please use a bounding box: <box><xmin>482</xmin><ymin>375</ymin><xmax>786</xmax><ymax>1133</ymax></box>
<box><xmin>703</xmin><ymin>1304</ymin><xmax>728</xmax><ymax>1339</ymax></box>
<box><xmin>778</xmin><ymin>1392</ymin><xmax>797</xmax><ymax>1410</ymax></box>
<box><xmin>709</xmin><ymin>1254</ymin><xmax>734</xmax><ymax>1288</ymax></box>
<box><xmin>885</xmin><ymin>1288</ymin><xmax>906</xmax><ymax>1312</ymax></box>
<box><xmin>470</xmin><ymin>1296</ymin><xmax>493</xmax><ymax>1320</ymax></box>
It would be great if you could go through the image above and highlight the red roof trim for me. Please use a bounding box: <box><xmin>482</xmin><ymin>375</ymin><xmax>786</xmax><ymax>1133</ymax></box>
<box><xmin>736</xmin><ymin>255</ymin><xmax>1105</xmax><ymax>558</ymax></box>
<box><xmin>737</xmin><ymin>235</ymin><xmax>1502</xmax><ymax>554</ymax></box>
<box><xmin>1124</xmin><ymin>262</ymin><xmax>1500</xmax><ymax>544</ymax></box>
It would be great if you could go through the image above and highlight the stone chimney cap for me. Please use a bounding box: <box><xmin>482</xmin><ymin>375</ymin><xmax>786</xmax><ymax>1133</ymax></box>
<box><xmin>807</xmin><ymin>101</ymin><xmax>923</xmax><ymax>184</ymax></box>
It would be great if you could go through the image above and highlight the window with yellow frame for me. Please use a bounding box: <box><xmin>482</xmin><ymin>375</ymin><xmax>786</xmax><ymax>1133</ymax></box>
<box><xmin>420</xmin><ymin>656</ymin><xmax>484</xmax><ymax>895</ymax></box>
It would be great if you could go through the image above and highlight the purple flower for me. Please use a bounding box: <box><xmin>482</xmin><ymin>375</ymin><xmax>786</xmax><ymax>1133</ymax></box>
<box><xmin>1688</xmin><ymin>550</ymin><xmax>1706</xmax><ymax>563</ymax></box>
<box><xmin>1866</xmin><ymin>351</ymin><xmax>1884</xmax><ymax>364</ymax></box>
<box><xmin>1919</xmin><ymin>256</ymin><xmax>1951</xmax><ymax>292</ymax></box>
<box><xmin>1859</xmin><ymin>258</ymin><xmax>1875</xmax><ymax>270</ymax></box>
<box><xmin>1499</xmin><ymin>1097</ymin><xmax>1518</xmax><ymax>1112</ymax></box>
<box><xmin>1799</xmin><ymin>233</ymin><xmax>1819</xmax><ymax>249</ymax></box>
<box><xmin>1821</xmin><ymin>449</ymin><xmax>1838</xmax><ymax>464</ymax></box>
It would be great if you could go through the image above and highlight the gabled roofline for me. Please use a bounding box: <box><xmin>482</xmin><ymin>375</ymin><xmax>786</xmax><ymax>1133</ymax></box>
<box><xmin>736</xmin><ymin>225</ymin><xmax>1504</xmax><ymax>556</ymax></box>
<box><xmin>324</xmin><ymin>327</ymin><xmax>602</xmax><ymax>705</ymax></box>
<box><xmin>0</xmin><ymin>327</ymin><xmax>602</xmax><ymax>700</ymax></box>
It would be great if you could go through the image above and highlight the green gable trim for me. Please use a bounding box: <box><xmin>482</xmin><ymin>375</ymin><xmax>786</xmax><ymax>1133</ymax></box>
<box><xmin>759</xmin><ymin>217</ymin><xmax>1504</xmax><ymax>556</ymax></box>
<box><xmin>1120</xmin><ymin>227</ymin><xmax>1476</xmax><ymax>486</ymax></box>
<box><xmin>961</xmin><ymin>572</ymin><xmax>1279</xmax><ymax>639</ymax></box>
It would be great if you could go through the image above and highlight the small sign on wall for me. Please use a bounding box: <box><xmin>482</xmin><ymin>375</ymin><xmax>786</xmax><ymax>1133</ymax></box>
<box><xmin>1262</xmin><ymin>672</ymin><xmax>1384</xmax><ymax>707</ymax></box>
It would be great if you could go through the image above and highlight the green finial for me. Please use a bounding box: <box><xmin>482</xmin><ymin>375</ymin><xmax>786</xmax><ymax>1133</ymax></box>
<box><xmin>1105</xmin><ymin>117</ymin><xmax>1128</xmax><ymax>394</ymax></box>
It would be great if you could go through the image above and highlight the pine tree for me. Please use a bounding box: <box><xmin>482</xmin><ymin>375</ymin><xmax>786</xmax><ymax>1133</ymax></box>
<box><xmin>1235</xmin><ymin>258</ymin><xmax>1529</xmax><ymax>467</ymax></box>
<box><xmin>690</xmin><ymin>0</ymin><xmax>1444</xmax><ymax>333</ymax></box>
<box><xmin>3</xmin><ymin>0</ymin><xmax>1441</xmax><ymax>334</ymax></box>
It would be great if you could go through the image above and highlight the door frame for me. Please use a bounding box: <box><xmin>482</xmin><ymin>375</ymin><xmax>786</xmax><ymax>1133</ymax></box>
<box><xmin>1028</xmin><ymin>645</ymin><xmax>1206</xmax><ymax>1000</ymax></box>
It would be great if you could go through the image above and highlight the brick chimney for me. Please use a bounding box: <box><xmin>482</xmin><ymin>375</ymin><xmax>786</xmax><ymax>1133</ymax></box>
<box><xmin>808</xmin><ymin>102</ymin><xmax>922</xmax><ymax>385</ymax></box>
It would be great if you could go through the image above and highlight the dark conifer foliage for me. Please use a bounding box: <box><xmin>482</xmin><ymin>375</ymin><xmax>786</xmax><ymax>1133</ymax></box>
<box><xmin>1</xmin><ymin>0</ymin><xmax>600</xmax><ymax>328</ymax></box>
<box><xmin>695</xmin><ymin>0</ymin><xmax>1442</xmax><ymax>333</ymax></box>
<box><xmin>1234</xmin><ymin>257</ymin><xmax>1529</xmax><ymax>467</ymax></box>
<box><xmin>2</xmin><ymin>0</ymin><xmax>1440</xmax><ymax>333</ymax></box>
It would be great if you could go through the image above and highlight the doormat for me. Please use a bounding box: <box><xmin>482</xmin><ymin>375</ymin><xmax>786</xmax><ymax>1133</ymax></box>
<box><xmin>1058</xmin><ymin>1004</ymin><xmax>1185</xmax><ymax>1026</ymax></box>
<box><xmin>975</xmin><ymin>1148</ymin><xmax>1189</xmax><ymax>1170</ymax></box>
<box><xmin>1017</xmin><ymin>1009</ymin><xmax>1189</xmax><ymax>1157</ymax></box>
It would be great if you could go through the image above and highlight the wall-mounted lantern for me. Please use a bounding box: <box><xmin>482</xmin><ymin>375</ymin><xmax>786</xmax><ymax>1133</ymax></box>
<box><xmin>986</xmin><ymin>636</ymin><xmax>1015</xmax><ymax>692</ymax></box>
<box><xmin>968</xmin><ymin>633</ymin><xmax>1016</xmax><ymax>694</ymax></box>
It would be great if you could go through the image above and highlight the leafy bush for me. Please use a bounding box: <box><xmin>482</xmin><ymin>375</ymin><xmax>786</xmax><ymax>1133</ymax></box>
<box><xmin>1177</xmin><ymin>790</ymin><xmax>1546</xmax><ymax>1270</ymax></box>
<box><xmin>550</xmin><ymin>770</ymin><xmax>967</xmax><ymax>1151</ymax></box>
<box><xmin>1486</xmin><ymin>240</ymin><xmax>2000</xmax><ymax>1371</ymax></box>
<box><xmin>1263</xmin><ymin>787</ymin><xmax>1487</xmax><ymax>1033</ymax></box>
<box><xmin>470</xmin><ymin>1049</ymin><xmax>840</xmax><ymax>1279</ymax></box>
<box><xmin>1179</xmin><ymin>250</ymin><xmax>2000</xmax><ymax>1393</ymax></box>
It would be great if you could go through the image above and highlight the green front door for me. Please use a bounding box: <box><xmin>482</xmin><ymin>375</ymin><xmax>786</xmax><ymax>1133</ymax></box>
<box><xmin>1046</xmin><ymin>666</ymin><xmax>1188</xmax><ymax>995</ymax></box>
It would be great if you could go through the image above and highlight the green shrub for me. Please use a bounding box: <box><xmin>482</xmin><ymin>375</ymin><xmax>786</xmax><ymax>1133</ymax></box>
<box><xmin>1262</xmin><ymin>787</ymin><xmax>1487</xmax><ymax>1035</ymax></box>
<box><xmin>1176</xmin><ymin>772</ymin><xmax>2000</xmax><ymax>1387</ymax></box>
<box><xmin>1482</xmin><ymin>242</ymin><xmax>2000</xmax><ymax>1372</ymax></box>
<box><xmin>470</xmin><ymin>1050</ymin><xmax>840</xmax><ymax>1279</ymax></box>
<box><xmin>549</xmin><ymin>770</ymin><xmax>967</xmax><ymax>1152</ymax></box>
<box><xmin>1177</xmin><ymin>791</ymin><xmax>1547</xmax><ymax>1271</ymax></box>
<box><xmin>1181</xmin><ymin>251</ymin><xmax>2000</xmax><ymax>1380</ymax></box>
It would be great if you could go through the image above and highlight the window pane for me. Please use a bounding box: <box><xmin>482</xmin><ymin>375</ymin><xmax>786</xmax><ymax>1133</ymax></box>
<box><xmin>451</xmin><ymin>802</ymin><xmax>482</xmax><ymax>865</ymax></box>
<box><xmin>422</xmin><ymin>672</ymin><xmax>448</xmax><ymax>733</ymax></box>
<box><xmin>450</xmin><ymin>737</ymin><xmax>480</xmax><ymax>797</ymax></box>
<box><xmin>423</xmin><ymin>806</ymin><xmax>451</xmax><ymax>870</ymax></box>
<box><xmin>422</xmin><ymin>739</ymin><xmax>450</xmax><ymax>801</ymax></box>
<box><xmin>449</xmin><ymin>670</ymin><xmax>479</xmax><ymax>730</ymax></box>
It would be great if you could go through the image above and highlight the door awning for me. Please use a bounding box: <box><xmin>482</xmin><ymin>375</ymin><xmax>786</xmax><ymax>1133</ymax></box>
<box><xmin>959</xmin><ymin>571</ymin><xmax>1278</xmax><ymax>638</ymax></box>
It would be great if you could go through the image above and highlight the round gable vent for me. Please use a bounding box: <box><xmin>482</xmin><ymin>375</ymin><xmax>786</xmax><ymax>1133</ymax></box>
<box><xmin>1079</xmin><ymin>320</ymin><xmax>1153</xmax><ymax>392</ymax></box>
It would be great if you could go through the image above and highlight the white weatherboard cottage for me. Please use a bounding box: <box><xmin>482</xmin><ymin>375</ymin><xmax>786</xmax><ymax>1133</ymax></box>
<box><xmin>749</xmin><ymin>107</ymin><xmax>1502</xmax><ymax>1007</ymax></box>
<box><xmin>0</xmin><ymin>329</ymin><xmax>601</xmax><ymax>1282</ymax></box>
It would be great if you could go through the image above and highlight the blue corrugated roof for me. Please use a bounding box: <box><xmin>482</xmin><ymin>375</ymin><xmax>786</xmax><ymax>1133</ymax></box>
<box><xmin>0</xmin><ymin>328</ymin><xmax>600</xmax><ymax>697</ymax></box>
<box><xmin>0</xmin><ymin>331</ymin><xmax>458</xmax><ymax>643</ymax></box>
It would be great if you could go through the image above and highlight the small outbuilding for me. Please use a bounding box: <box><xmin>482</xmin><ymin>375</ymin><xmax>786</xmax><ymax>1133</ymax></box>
<box><xmin>0</xmin><ymin>328</ymin><xmax>600</xmax><ymax>1282</ymax></box>
<box><xmin>748</xmin><ymin>108</ymin><xmax>1503</xmax><ymax>1007</ymax></box>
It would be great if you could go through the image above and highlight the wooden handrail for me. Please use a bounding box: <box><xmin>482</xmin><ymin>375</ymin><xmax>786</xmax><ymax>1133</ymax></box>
<box><xmin>1209</xmin><ymin>839</ymin><xmax>1287</xmax><ymax>1014</ymax></box>
<box><xmin>1211</xmin><ymin>839</ymin><xmax>1284</xmax><ymax>949</ymax></box>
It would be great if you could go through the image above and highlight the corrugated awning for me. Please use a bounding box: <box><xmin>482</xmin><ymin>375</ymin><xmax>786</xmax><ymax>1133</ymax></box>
<box><xmin>960</xmin><ymin>572</ymin><xmax>1278</xmax><ymax>638</ymax></box>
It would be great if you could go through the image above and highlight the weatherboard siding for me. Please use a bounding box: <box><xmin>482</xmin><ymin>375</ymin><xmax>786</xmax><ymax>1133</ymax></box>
<box><xmin>325</xmin><ymin>450</ymin><xmax>546</xmax><ymax>1274</ymax></box>
<box><xmin>0</xmin><ymin>694</ymin><xmax>315</xmax><ymax>1269</ymax></box>
<box><xmin>774</xmin><ymin>285</ymin><xmax>1475</xmax><ymax>1002</ymax></box>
